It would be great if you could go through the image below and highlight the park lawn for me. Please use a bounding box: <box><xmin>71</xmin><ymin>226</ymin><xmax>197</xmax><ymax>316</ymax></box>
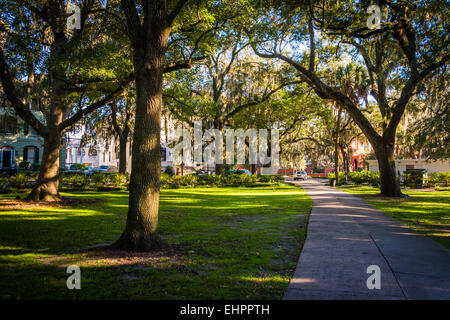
<box><xmin>338</xmin><ymin>185</ymin><xmax>450</xmax><ymax>249</ymax></box>
<box><xmin>0</xmin><ymin>184</ymin><xmax>311</xmax><ymax>299</ymax></box>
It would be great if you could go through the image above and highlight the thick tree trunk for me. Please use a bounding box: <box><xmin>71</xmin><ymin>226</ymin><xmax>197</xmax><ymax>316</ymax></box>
<box><xmin>112</xmin><ymin>50</ymin><xmax>165</xmax><ymax>251</ymax></box>
<box><xmin>374</xmin><ymin>142</ymin><xmax>403</xmax><ymax>197</ymax></box>
<box><xmin>119</xmin><ymin>135</ymin><xmax>128</xmax><ymax>174</ymax></box>
<box><xmin>26</xmin><ymin>133</ymin><xmax>61</xmax><ymax>202</ymax></box>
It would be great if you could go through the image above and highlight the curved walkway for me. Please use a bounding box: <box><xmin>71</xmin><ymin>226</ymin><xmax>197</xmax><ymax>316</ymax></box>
<box><xmin>284</xmin><ymin>180</ymin><xmax>450</xmax><ymax>300</ymax></box>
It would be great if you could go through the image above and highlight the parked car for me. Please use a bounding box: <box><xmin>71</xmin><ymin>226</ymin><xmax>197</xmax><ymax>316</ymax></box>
<box><xmin>66</xmin><ymin>163</ymin><xmax>85</xmax><ymax>173</ymax></box>
<box><xmin>295</xmin><ymin>171</ymin><xmax>308</xmax><ymax>180</ymax></box>
<box><xmin>92</xmin><ymin>165</ymin><xmax>110</xmax><ymax>173</ymax></box>
<box><xmin>230</xmin><ymin>169</ymin><xmax>252</xmax><ymax>175</ymax></box>
<box><xmin>193</xmin><ymin>170</ymin><xmax>208</xmax><ymax>176</ymax></box>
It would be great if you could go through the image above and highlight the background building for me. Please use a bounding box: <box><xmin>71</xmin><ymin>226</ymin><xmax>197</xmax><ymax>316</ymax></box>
<box><xmin>0</xmin><ymin>110</ymin><xmax>66</xmax><ymax>171</ymax></box>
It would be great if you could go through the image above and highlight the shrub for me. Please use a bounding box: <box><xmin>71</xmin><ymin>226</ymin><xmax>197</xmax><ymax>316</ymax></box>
<box><xmin>328</xmin><ymin>170</ymin><xmax>379</xmax><ymax>186</ymax></box>
<box><xmin>70</xmin><ymin>163</ymin><xmax>85</xmax><ymax>171</ymax></box>
<box><xmin>160</xmin><ymin>173</ymin><xmax>171</xmax><ymax>187</ymax></box>
<box><xmin>426</xmin><ymin>172</ymin><xmax>450</xmax><ymax>188</ymax></box>
<box><xmin>8</xmin><ymin>173</ymin><xmax>29</xmax><ymax>189</ymax></box>
<box><xmin>91</xmin><ymin>172</ymin><xmax>109</xmax><ymax>187</ymax></box>
<box><xmin>109</xmin><ymin>173</ymin><xmax>128</xmax><ymax>187</ymax></box>
<box><xmin>164</xmin><ymin>166</ymin><xmax>175</xmax><ymax>176</ymax></box>
<box><xmin>0</xmin><ymin>176</ymin><xmax>10</xmax><ymax>193</ymax></box>
<box><xmin>348</xmin><ymin>170</ymin><xmax>380</xmax><ymax>186</ymax></box>
<box><xmin>158</xmin><ymin>173</ymin><xmax>279</xmax><ymax>188</ymax></box>
<box><xmin>257</xmin><ymin>174</ymin><xmax>283</xmax><ymax>183</ymax></box>
<box><xmin>19</xmin><ymin>161</ymin><xmax>31</xmax><ymax>169</ymax></box>
<box><xmin>61</xmin><ymin>173</ymin><xmax>90</xmax><ymax>190</ymax></box>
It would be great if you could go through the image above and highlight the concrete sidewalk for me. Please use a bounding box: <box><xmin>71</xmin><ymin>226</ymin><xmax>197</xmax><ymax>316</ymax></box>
<box><xmin>283</xmin><ymin>180</ymin><xmax>450</xmax><ymax>300</ymax></box>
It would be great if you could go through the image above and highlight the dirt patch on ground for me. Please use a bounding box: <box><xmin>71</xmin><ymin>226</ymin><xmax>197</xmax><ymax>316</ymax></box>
<box><xmin>78</xmin><ymin>245</ymin><xmax>185</xmax><ymax>268</ymax></box>
<box><xmin>33</xmin><ymin>244</ymin><xmax>188</xmax><ymax>271</ymax></box>
<box><xmin>0</xmin><ymin>198</ymin><xmax>104</xmax><ymax>209</ymax></box>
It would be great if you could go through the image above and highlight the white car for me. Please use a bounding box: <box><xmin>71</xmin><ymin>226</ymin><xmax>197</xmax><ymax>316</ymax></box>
<box><xmin>295</xmin><ymin>171</ymin><xmax>308</xmax><ymax>180</ymax></box>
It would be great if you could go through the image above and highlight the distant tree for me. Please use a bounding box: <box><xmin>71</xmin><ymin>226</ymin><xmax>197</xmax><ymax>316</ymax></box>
<box><xmin>0</xmin><ymin>1</ymin><xmax>133</xmax><ymax>201</ymax></box>
<box><xmin>86</xmin><ymin>89</ymin><xmax>135</xmax><ymax>174</ymax></box>
<box><xmin>165</xmin><ymin>37</ymin><xmax>301</xmax><ymax>174</ymax></box>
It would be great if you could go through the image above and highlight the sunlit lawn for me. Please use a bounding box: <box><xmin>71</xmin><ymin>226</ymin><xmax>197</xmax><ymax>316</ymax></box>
<box><xmin>0</xmin><ymin>184</ymin><xmax>311</xmax><ymax>299</ymax></box>
<box><xmin>338</xmin><ymin>185</ymin><xmax>450</xmax><ymax>249</ymax></box>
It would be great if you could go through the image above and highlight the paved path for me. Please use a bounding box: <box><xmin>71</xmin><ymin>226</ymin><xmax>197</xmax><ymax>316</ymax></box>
<box><xmin>283</xmin><ymin>180</ymin><xmax>450</xmax><ymax>300</ymax></box>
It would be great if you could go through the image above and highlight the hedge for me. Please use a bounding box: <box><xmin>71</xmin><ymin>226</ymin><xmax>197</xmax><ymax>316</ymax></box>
<box><xmin>160</xmin><ymin>173</ymin><xmax>283</xmax><ymax>188</ymax></box>
<box><xmin>425</xmin><ymin>172</ymin><xmax>450</xmax><ymax>187</ymax></box>
<box><xmin>328</xmin><ymin>170</ymin><xmax>380</xmax><ymax>186</ymax></box>
<box><xmin>0</xmin><ymin>172</ymin><xmax>283</xmax><ymax>193</ymax></box>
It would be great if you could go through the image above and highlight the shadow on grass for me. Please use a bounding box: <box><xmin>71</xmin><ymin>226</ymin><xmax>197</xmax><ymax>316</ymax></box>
<box><xmin>0</xmin><ymin>185</ymin><xmax>311</xmax><ymax>299</ymax></box>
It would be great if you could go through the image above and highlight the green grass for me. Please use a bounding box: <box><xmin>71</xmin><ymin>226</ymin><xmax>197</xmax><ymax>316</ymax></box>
<box><xmin>338</xmin><ymin>185</ymin><xmax>450</xmax><ymax>249</ymax></box>
<box><xmin>0</xmin><ymin>184</ymin><xmax>311</xmax><ymax>299</ymax></box>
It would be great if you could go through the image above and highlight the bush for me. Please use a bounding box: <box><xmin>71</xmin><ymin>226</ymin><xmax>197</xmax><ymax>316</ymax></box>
<box><xmin>0</xmin><ymin>176</ymin><xmax>10</xmax><ymax>193</ymax></box>
<box><xmin>426</xmin><ymin>172</ymin><xmax>450</xmax><ymax>188</ymax></box>
<box><xmin>8</xmin><ymin>173</ymin><xmax>29</xmax><ymax>189</ymax></box>
<box><xmin>63</xmin><ymin>172</ymin><xmax>129</xmax><ymax>190</ymax></box>
<box><xmin>109</xmin><ymin>173</ymin><xmax>128</xmax><ymax>187</ymax></box>
<box><xmin>70</xmin><ymin>163</ymin><xmax>85</xmax><ymax>171</ymax></box>
<box><xmin>328</xmin><ymin>170</ymin><xmax>380</xmax><ymax>186</ymax></box>
<box><xmin>158</xmin><ymin>173</ymin><xmax>279</xmax><ymax>188</ymax></box>
<box><xmin>19</xmin><ymin>161</ymin><xmax>31</xmax><ymax>169</ymax></box>
<box><xmin>60</xmin><ymin>173</ymin><xmax>90</xmax><ymax>190</ymax></box>
<box><xmin>348</xmin><ymin>170</ymin><xmax>380</xmax><ymax>186</ymax></box>
<box><xmin>164</xmin><ymin>166</ymin><xmax>175</xmax><ymax>176</ymax></box>
<box><xmin>91</xmin><ymin>172</ymin><xmax>110</xmax><ymax>187</ymax></box>
<box><xmin>327</xmin><ymin>172</ymin><xmax>346</xmax><ymax>184</ymax></box>
<box><xmin>257</xmin><ymin>175</ymin><xmax>283</xmax><ymax>183</ymax></box>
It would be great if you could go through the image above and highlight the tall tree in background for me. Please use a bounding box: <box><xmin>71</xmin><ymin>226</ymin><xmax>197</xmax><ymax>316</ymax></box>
<box><xmin>165</xmin><ymin>39</ymin><xmax>301</xmax><ymax>174</ymax></box>
<box><xmin>86</xmin><ymin>89</ymin><xmax>136</xmax><ymax>174</ymax></box>
<box><xmin>0</xmin><ymin>0</ymin><xmax>133</xmax><ymax>201</ymax></box>
<box><xmin>249</xmin><ymin>0</ymin><xmax>449</xmax><ymax>196</ymax></box>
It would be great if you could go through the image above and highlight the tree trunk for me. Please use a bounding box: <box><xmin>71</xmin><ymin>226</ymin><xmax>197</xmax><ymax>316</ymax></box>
<box><xmin>375</xmin><ymin>142</ymin><xmax>403</xmax><ymax>197</ymax></box>
<box><xmin>112</xmin><ymin>50</ymin><xmax>165</xmax><ymax>251</ymax></box>
<box><xmin>334</xmin><ymin>108</ymin><xmax>342</xmax><ymax>186</ymax></box>
<box><xmin>119</xmin><ymin>135</ymin><xmax>128</xmax><ymax>174</ymax></box>
<box><xmin>334</xmin><ymin>138</ymin><xmax>339</xmax><ymax>186</ymax></box>
<box><xmin>215</xmin><ymin>163</ymin><xmax>224</xmax><ymax>175</ymax></box>
<box><xmin>26</xmin><ymin>133</ymin><xmax>61</xmax><ymax>202</ymax></box>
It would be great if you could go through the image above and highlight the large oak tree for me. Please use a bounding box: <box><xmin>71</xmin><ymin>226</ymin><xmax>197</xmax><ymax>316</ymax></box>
<box><xmin>248</xmin><ymin>0</ymin><xmax>449</xmax><ymax>196</ymax></box>
<box><xmin>0</xmin><ymin>0</ymin><xmax>133</xmax><ymax>201</ymax></box>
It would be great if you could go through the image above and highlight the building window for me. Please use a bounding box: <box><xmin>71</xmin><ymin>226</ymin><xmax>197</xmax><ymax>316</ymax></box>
<box><xmin>0</xmin><ymin>115</ymin><xmax>18</xmax><ymax>134</ymax></box>
<box><xmin>0</xmin><ymin>147</ymin><xmax>16</xmax><ymax>168</ymax></box>
<box><xmin>161</xmin><ymin>147</ymin><xmax>167</xmax><ymax>162</ymax></box>
<box><xmin>23</xmin><ymin>146</ymin><xmax>39</xmax><ymax>164</ymax></box>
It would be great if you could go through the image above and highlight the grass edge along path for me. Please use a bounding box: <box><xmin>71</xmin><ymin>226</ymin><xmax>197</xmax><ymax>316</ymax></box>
<box><xmin>338</xmin><ymin>185</ymin><xmax>450</xmax><ymax>250</ymax></box>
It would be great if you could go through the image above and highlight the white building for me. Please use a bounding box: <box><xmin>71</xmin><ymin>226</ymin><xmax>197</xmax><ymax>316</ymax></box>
<box><xmin>367</xmin><ymin>159</ymin><xmax>450</xmax><ymax>174</ymax></box>
<box><xmin>65</xmin><ymin>117</ymin><xmax>177</xmax><ymax>174</ymax></box>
